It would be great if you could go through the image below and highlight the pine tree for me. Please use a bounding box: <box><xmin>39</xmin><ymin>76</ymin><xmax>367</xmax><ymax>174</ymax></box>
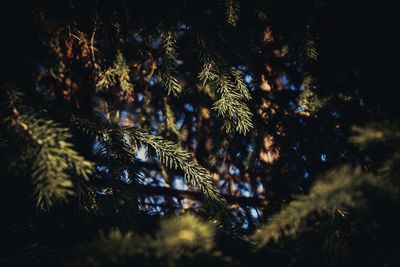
<box><xmin>0</xmin><ymin>1</ymin><xmax>398</xmax><ymax>266</ymax></box>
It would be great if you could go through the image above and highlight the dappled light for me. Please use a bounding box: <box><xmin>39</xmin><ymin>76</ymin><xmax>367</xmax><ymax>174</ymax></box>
<box><xmin>0</xmin><ymin>0</ymin><xmax>399</xmax><ymax>266</ymax></box>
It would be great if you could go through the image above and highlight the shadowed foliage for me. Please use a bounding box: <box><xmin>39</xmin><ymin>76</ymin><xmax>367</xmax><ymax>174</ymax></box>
<box><xmin>0</xmin><ymin>1</ymin><xmax>399</xmax><ymax>266</ymax></box>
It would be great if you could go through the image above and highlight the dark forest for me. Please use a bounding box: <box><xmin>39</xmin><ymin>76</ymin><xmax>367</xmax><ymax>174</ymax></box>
<box><xmin>0</xmin><ymin>1</ymin><xmax>399</xmax><ymax>266</ymax></box>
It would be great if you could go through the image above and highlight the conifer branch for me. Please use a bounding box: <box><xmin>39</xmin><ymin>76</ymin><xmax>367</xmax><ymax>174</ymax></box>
<box><xmin>127</xmin><ymin>128</ymin><xmax>229</xmax><ymax>210</ymax></box>
<box><xmin>72</xmin><ymin>214</ymin><xmax>218</xmax><ymax>266</ymax></box>
<box><xmin>162</xmin><ymin>31</ymin><xmax>182</xmax><ymax>96</ymax></box>
<box><xmin>3</xmin><ymin>88</ymin><xmax>94</xmax><ymax>210</ymax></box>
<box><xmin>163</xmin><ymin>97</ymin><xmax>180</xmax><ymax>137</ymax></box>
<box><xmin>71</xmin><ymin>116</ymin><xmax>235</xmax><ymax>226</ymax></box>
<box><xmin>96</xmin><ymin>50</ymin><xmax>134</xmax><ymax>99</ymax></box>
<box><xmin>252</xmin><ymin>122</ymin><xmax>400</xmax><ymax>248</ymax></box>
<box><xmin>252</xmin><ymin>166</ymin><xmax>372</xmax><ymax>247</ymax></box>
<box><xmin>225</xmin><ymin>0</ymin><xmax>240</xmax><ymax>26</ymax></box>
<box><xmin>199</xmin><ymin>56</ymin><xmax>253</xmax><ymax>135</ymax></box>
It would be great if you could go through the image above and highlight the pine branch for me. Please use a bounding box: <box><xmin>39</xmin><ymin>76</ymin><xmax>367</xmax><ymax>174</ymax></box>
<box><xmin>230</xmin><ymin>66</ymin><xmax>251</xmax><ymax>101</ymax></box>
<box><xmin>252</xmin><ymin>166</ymin><xmax>369</xmax><ymax>247</ymax></box>
<box><xmin>127</xmin><ymin>128</ymin><xmax>234</xmax><ymax>221</ymax></box>
<box><xmin>253</xmin><ymin>158</ymin><xmax>400</xmax><ymax>248</ymax></box>
<box><xmin>162</xmin><ymin>31</ymin><xmax>182</xmax><ymax>96</ymax></box>
<box><xmin>3</xmin><ymin>87</ymin><xmax>94</xmax><ymax>210</ymax></box>
<box><xmin>96</xmin><ymin>50</ymin><xmax>134</xmax><ymax>99</ymax></box>
<box><xmin>198</xmin><ymin>56</ymin><xmax>253</xmax><ymax>135</ymax></box>
<box><xmin>71</xmin><ymin>116</ymin><xmax>236</xmax><ymax>226</ymax></box>
<box><xmin>225</xmin><ymin>0</ymin><xmax>240</xmax><ymax>26</ymax></box>
<box><xmin>127</xmin><ymin>127</ymin><xmax>220</xmax><ymax>196</ymax></box>
<box><xmin>71</xmin><ymin>114</ymin><xmax>138</xmax><ymax>180</ymax></box>
<box><xmin>297</xmin><ymin>75</ymin><xmax>329</xmax><ymax>116</ymax></box>
<box><xmin>163</xmin><ymin>97</ymin><xmax>180</xmax><ymax>137</ymax></box>
<box><xmin>72</xmin><ymin>214</ymin><xmax>218</xmax><ymax>266</ymax></box>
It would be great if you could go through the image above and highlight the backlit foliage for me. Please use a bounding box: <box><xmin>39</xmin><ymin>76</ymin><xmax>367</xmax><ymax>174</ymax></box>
<box><xmin>71</xmin><ymin>116</ymin><xmax>233</xmax><ymax>225</ymax></box>
<box><xmin>1</xmin><ymin>87</ymin><xmax>94</xmax><ymax>210</ymax></box>
<box><xmin>162</xmin><ymin>31</ymin><xmax>182</xmax><ymax>96</ymax></box>
<box><xmin>199</xmin><ymin>56</ymin><xmax>253</xmax><ymax>135</ymax></box>
<box><xmin>96</xmin><ymin>50</ymin><xmax>134</xmax><ymax>101</ymax></box>
<box><xmin>0</xmin><ymin>1</ymin><xmax>398</xmax><ymax>266</ymax></box>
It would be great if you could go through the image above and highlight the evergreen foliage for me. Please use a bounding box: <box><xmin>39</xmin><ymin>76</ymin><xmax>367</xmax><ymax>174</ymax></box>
<box><xmin>162</xmin><ymin>30</ymin><xmax>183</xmax><ymax>96</ymax></box>
<box><xmin>225</xmin><ymin>0</ymin><xmax>240</xmax><ymax>27</ymax></box>
<box><xmin>1</xmin><ymin>87</ymin><xmax>94</xmax><ymax>210</ymax></box>
<box><xmin>71</xmin><ymin>214</ymin><xmax>228</xmax><ymax>266</ymax></box>
<box><xmin>96</xmin><ymin>50</ymin><xmax>134</xmax><ymax>101</ymax></box>
<box><xmin>71</xmin><ymin>116</ymin><xmax>233</xmax><ymax>226</ymax></box>
<box><xmin>198</xmin><ymin>56</ymin><xmax>253</xmax><ymax>134</ymax></box>
<box><xmin>253</xmin><ymin>122</ymin><xmax>400</xmax><ymax>264</ymax></box>
<box><xmin>0</xmin><ymin>1</ymin><xmax>398</xmax><ymax>266</ymax></box>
